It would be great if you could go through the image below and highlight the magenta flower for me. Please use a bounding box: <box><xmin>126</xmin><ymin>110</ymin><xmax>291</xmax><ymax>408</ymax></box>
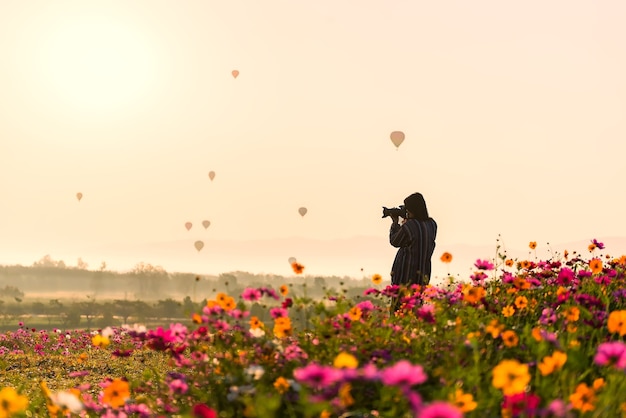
<box><xmin>293</xmin><ymin>364</ymin><xmax>342</xmax><ymax>389</ymax></box>
<box><xmin>192</xmin><ymin>404</ymin><xmax>217</xmax><ymax>418</ymax></box>
<box><xmin>502</xmin><ymin>392</ymin><xmax>540</xmax><ymax>417</ymax></box>
<box><xmin>594</xmin><ymin>341</ymin><xmax>626</xmax><ymax>369</ymax></box>
<box><xmin>241</xmin><ymin>287</ymin><xmax>262</xmax><ymax>302</ymax></box>
<box><xmin>592</xmin><ymin>239</ymin><xmax>605</xmax><ymax>249</ymax></box>
<box><xmin>418</xmin><ymin>401</ymin><xmax>462</xmax><ymax>418</ymax></box>
<box><xmin>474</xmin><ymin>259</ymin><xmax>494</xmax><ymax>270</ymax></box>
<box><xmin>270</xmin><ymin>307</ymin><xmax>289</xmax><ymax>319</ymax></box>
<box><xmin>379</xmin><ymin>360</ymin><xmax>427</xmax><ymax>388</ymax></box>
<box><xmin>544</xmin><ymin>399</ymin><xmax>571</xmax><ymax>417</ymax></box>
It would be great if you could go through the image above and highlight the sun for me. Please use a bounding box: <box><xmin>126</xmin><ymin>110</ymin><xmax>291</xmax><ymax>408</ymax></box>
<box><xmin>38</xmin><ymin>14</ymin><xmax>160</xmax><ymax>113</ymax></box>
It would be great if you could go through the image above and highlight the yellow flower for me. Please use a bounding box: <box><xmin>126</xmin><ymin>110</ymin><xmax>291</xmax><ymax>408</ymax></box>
<box><xmin>569</xmin><ymin>383</ymin><xmax>596</xmax><ymax>413</ymax></box>
<box><xmin>371</xmin><ymin>274</ymin><xmax>383</xmax><ymax>285</ymax></box>
<box><xmin>440</xmin><ymin>252</ymin><xmax>453</xmax><ymax>263</ymax></box>
<box><xmin>273</xmin><ymin>377</ymin><xmax>290</xmax><ymax>394</ymax></box>
<box><xmin>102</xmin><ymin>378</ymin><xmax>130</xmax><ymax>409</ymax></box>
<box><xmin>91</xmin><ymin>334</ymin><xmax>110</xmax><ymax>348</ymax></box>
<box><xmin>502</xmin><ymin>305</ymin><xmax>515</xmax><ymax>318</ymax></box>
<box><xmin>501</xmin><ymin>330</ymin><xmax>519</xmax><ymax>348</ymax></box>
<box><xmin>333</xmin><ymin>352</ymin><xmax>358</xmax><ymax>369</ymax></box>
<box><xmin>514</xmin><ymin>296</ymin><xmax>528</xmax><ymax>310</ymax></box>
<box><xmin>529</xmin><ymin>241</ymin><xmax>537</xmax><ymax>250</ymax></box>
<box><xmin>450</xmin><ymin>388</ymin><xmax>477</xmax><ymax>413</ymax></box>
<box><xmin>608</xmin><ymin>310</ymin><xmax>626</xmax><ymax>336</ymax></box>
<box><xmin>538</xmin><ymin>351</ymin><xmax>567</xmax><ymax>376</ymax></box>
<box><xmin>492</xmin><ymin>359</ymin><xmax>531</xmax><ymax>396</ymax></box>
<box><xmin>348</xmin><ymin>306</ymin><xmax>362</xmax><ymax>321</ymax></box>
<box><xmin>0</xmin><ymin>387</ymin><xmax>28</xmax><ymax>418</ymax></box>
<box><xmin>279</xmin><ymin>284</ymin><xmax>289</xmax><ymax>296</ymax></box>
<box><xmin>589</xmin><ymin>258</ymin><xmax>603</xmax><ymax>274</ymax></box>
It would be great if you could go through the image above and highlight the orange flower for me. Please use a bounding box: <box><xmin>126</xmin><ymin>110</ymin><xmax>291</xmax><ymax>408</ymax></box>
<box><xmin>505</xmin><ymin>259</ymin><xmax>514</xmax><ymax>267</ymax></box>
<box><xmin>502</xmin><ymin>305</ymin><xmax>515</xmax><ymax>318</ymax></box>
<box><xmin>371</xmin><ymin>274</ymin><xmax>383</xmax><ymax>285</ymax></box>
<box><xmin>348</xmin><ymin>306</ymin><xmax>362</xmax><ymax>321</ymax></box>
<box><xmin>249</xmin><ymin>316</ymin><xmax>263</xmax><ymax>330</ymax></box>
<box><xmin>279</xmin><ymin>285</ymin><xmax>289</xmax><ymax>296</ymax></box>
<box><xmin>589</xmin><ymin>258</ymin><xmax>603</xmax><ymax>274</ymax></box>
<box><xmin>440</xmin><ymin>252</ymin><xmax>453</xmax><ymax>263</ymax></box>
<box><xmin>192</xmin><ymin>313</ymin><xmax>202</xmax><ymax>324</ymax></box>
<box><xmin>569</xmin><ymin>383</ymin><xmax>596</xmax><ymax>413</ymax></box>
<box><xmin>520</xmin><ymin>260</ymin><xmax>531</xmax><ymax>269</ymax></box>
<box><xmin>538</xmin><ymin>351</ymin><xmax>567</xmax><ymax>376</ymax></box>
<box><xmin>216</xmin><ymin>293</ymin><xmax>228</xmax><ymax>304</ymax></box>
<box><xmin>220</xmin><ymin>296</ymin><xmax>236</xmax><ymax>311</ymax></box>
<box><xmin>486</xmin><ymin>319</ymin><xmax>505</xmax><ymax>338</ymax></box>
<box><xmin>102</xmin><ymin>378</ymin><xmax>130</xmax><ymax>409</ymax></box>
<box><xmin>501</xmin><ymin>330</ymin><xmax>519</xmax><ymax>347</ymax></box>
<box><xmin>463</xmin><ymin>285</ymin><xmax>486</xmax><ymax>304</ymax></box>
<box><xmin>564</xmin><ymin>306</ymin><xmax>580</xmax><ymax>322</ymax></box>
<box><xmin>291</xmin><ymin>262</ymin><xmax>305</xmax><ymax>274</ymax></box>
<box><xmin>531</xmin><ymin>327</ymin><xmax>543</xmax><ymax>342</ymax></box>
<box><xmin>514</xmin><ymin>296</ymin><xmax>528</xmax><ymax>310</ymax></box>
<box><xmin>607</xmin><ymin>310</ymin><xmax>626</xmax><ymax>336</ymax></box>
<box><xmin>273</xmin><ymin>377</ymin><xmax>290</xmax><ymax>394</ymax></box>
<box><xmin>529</xmin><ymin>241</ymin><xmax>537</xmax><ymax>250</ymax></box>
<box><xmin>588</xmin><ymin>243</ymin><xmax>597</xmax><ymax>252</ymax></box>
<box><xmin>273</xmin><ymin>317</ymin><xmax>292</xmax><ymax>338</ymax></box>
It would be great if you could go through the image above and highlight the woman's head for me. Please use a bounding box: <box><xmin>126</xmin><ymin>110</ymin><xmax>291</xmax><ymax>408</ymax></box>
<box><xmin>404</xmin><ymin>192</ymin><xmax>429</xmax><ymax>221</ymax></box>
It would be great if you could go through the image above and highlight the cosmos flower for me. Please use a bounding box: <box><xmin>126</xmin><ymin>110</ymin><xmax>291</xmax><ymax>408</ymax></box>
<box><xmin>594</xmin><ymin>341</ymin><xmax>626</xmax><ymax>369</ymax></box>
<box><xmin>474</xmin><ymin>259</ymin><xmax>494</xmax><ymax>270</ymax></box>
<box><xmin>371</xmin><ymin>274</ymin><xmax>383</xmax><ymax>285</ymax></box>
<box><xmin>101</xmin><ymin>378</ymin><xmax>130</xmax><ymax>409</ymax></box>
<box><xmin>379</xmin><ymin>360</ymin><xmax>427</xmax><ymax>388</ymax></box>
<box><xmin>440</xmin><ymin>252</ymin><xmax>453</xmax><ymax>263</ymax></box>
<box><xmin>492</xmin><ymin>359</ymin><xmax>530</xmax><ymax>396</ymax></box>
<box><xmin>418</xmin><ymin>401</ymin><xmax>463</xmax><ymax>418</ymax></box>
<box><xmin>291</xmin><ymin>262</ymin><xmax>305</xmax><ymax>274</ymax></box>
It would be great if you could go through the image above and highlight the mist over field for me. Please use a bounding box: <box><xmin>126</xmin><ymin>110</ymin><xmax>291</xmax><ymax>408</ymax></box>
<box><xmin>3</xmin><ymin>235</ymin><xmax>626</xmax><ymax>292</ymax></box>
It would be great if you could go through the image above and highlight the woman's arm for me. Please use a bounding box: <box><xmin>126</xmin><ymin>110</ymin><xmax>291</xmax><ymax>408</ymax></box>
<box><xmin>389</xmin><ymin>223</ymin><xmax>412</xmax><ymax>248</ymax></box>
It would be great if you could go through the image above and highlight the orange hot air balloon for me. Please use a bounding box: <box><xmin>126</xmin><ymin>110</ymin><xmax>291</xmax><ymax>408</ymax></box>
<box><xmin>185</xmin><ymin>222</ymin><xmax>192</xmax><ymax>231</ymax></box>
<box><xmin>194</xmin><ymin>240</ymin><xmax>204</xmax><ymax>252</ymax></box>
<box><xmin>231</xmin><ymin>70</ymin><xmax>239</xmax><ymax>79</ymax></box>
<box><xmin>208</xmin><ymin>171</ymin><xmax>216</xmax><ymax>181</ymax></box>
<box><xmin>202</xmin><ymin>220</ymin><xmax>210</xmax><ymax>229</ymax></box>
<box><xmin>76</xmin><ymin>192</ymin><xmax>83</xmax><ymax>202</ymax></box>
<box><xmin>298</xmin><ymin>207</ymin><xmax>307</xmax><ymax>217</ymax></box>
<box><xmin>390</xmin><ymin>131</ymin><xmax>405</xmax><ymax>149</ymax></box>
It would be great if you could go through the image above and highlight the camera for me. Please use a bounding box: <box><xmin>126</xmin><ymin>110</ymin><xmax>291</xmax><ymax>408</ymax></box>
<box><xmin>382</xmin><ymin>205</ymin><xmax>407</xmax><ymax>219</ymax></box>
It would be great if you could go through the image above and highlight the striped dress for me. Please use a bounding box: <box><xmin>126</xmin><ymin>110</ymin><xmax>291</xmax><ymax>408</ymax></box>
<box><xmin>389</xmin><ymin>218</ymin><xmax>437</xmax><ymax>286</ymax></box>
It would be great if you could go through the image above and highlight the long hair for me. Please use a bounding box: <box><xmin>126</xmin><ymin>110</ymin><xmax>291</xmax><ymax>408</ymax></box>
<box><xmin>404</xmin><ymin>192</ymin><xmax>430</xmax><ymax>221</ymax></box>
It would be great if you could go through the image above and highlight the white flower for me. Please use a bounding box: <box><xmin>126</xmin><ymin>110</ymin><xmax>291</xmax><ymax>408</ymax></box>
<box><xmin>249</xmin><ymin>327</ymin><xmax>265</xmax><ymax>338</ymax></box>
<box><xmin>51</xmin><ymin>391</ymin><xmax>84</xmax><ymax>414</ymax></box>
<box><xmin>101</xmin><ymin>326</ymin><xmax>114</xmax><ymax>338</ymax></box>
<box><xmin>245</xmin><ymin>365</ymin><xmax>265</xmax><ymax>381</ymax></box>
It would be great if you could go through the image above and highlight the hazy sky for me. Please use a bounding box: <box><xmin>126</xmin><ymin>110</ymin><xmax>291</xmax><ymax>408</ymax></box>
<box><xmin>1</xmin><ymin>1</ymin><xmax>625</xmax><ymax>275</ymax></box>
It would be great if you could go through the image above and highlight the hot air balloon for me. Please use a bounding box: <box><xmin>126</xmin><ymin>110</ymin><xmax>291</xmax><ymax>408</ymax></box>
<box><xmin>185</xmin><ymin>222</ymin><xmax>192</xmax><ymax>231</ymax></box>
<box><xmin>76</xmin><ymin>192</ymin><xmax>83</xmax><ymax>202</ymax></box>
<box><xmin>288</xmin><ymin>257</ymin><xmax>297</xmax><ymax>265</ymax></box>
<box><xmin>298</xmin><ymin>207</ymin><xmax>307</xmax><ymax>217</ymax></box>
<box><xmin>202</xmin><ymin>220</ymin><xmax>210</xmax><ymax>229</ymax></box>
<box><xmin>232</xmin><ymin>70</ymin><xmax>239</xmax><ymax>79</ymax></box>
<box><xmin>194</xmin><ymin>240</ymin><xmax>204</xmax><ymax>252</ymax></box>
<box><xmin>390</xmin><ymin>131</ymin><xmax>405</xmax><ymax>149</ymax></box>
<box><xmin>208</xmin><ymin>171</ymin><xmax>215</xmax><ymax>181</ymax></box>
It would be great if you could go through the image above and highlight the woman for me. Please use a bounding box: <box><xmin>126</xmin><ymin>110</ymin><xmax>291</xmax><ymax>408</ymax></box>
<box><xmin>388</xmin><ymin>192</ymin><xmax>437</xmax><ymax>311</ymax></box>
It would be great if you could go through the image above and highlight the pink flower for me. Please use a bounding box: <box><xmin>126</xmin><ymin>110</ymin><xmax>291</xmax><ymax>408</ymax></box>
<box><xmin>594</xmin><ymin>341</ymin><xmax>626</xmax><ymax>369</ymax></box>
<box><xmin>502</xmin><ymin>392</ymin><xmax>540</xmax><ymax>417</ymax></box>
<box><xmin>293</xmin><ymin>364</ymin><xmax>343</xmax><ymax>389</ymax></box>
<box><xmin>418</xmin><ymin>401</ymin><xmax>462</xmax><ymax>418</ymax></box>
<box><xmin>241</xmin><ymin>287</ymin><xmax>262</xmax><ymax>302</ymax></box>
<box><xmin>270</xmin><ymin>307</ymin><xmax>289</xmax><ymax>319</ymax></box>
<box><xmin>474</xmin><ymin>259</ymin><xmax>494</xmax><ymax>270</ymax></box>
<box><xmin>379</xmin><ymin>360</ymin><xmax>427</xmax><ymax>388</ymax></box>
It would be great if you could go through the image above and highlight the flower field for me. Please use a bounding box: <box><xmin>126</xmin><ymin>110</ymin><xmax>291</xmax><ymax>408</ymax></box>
<box><xmin>1</xmin><ymin>240</ymin><xmax>626</xmax><ymax>417</ymax></box>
